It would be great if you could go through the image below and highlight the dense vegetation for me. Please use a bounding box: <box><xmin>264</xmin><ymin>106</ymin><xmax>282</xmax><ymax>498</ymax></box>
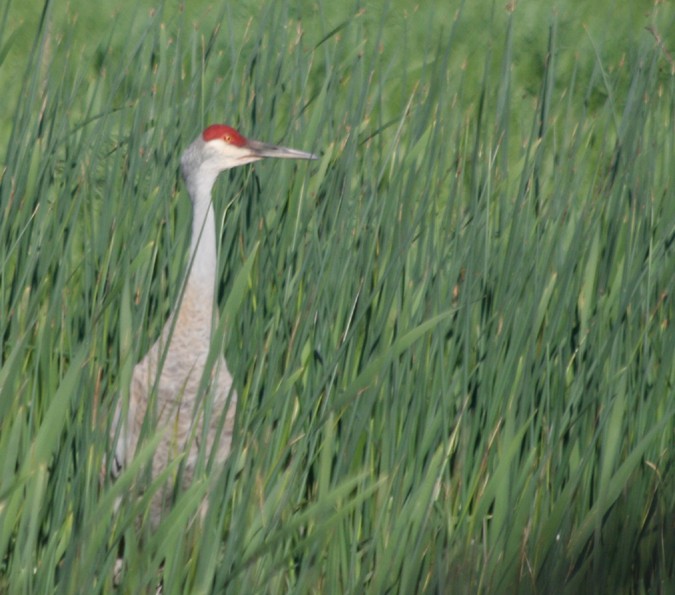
<box><xmin>1</xmin><ymin>0</ymin><xmax>673</xmax><ymax>592</ymax></box>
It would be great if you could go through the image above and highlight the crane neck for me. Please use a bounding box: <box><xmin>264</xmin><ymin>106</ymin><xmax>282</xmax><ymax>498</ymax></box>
<box><xmin>182</xmin><ymin>170</ymin><xmax>219</xmax><ymax>321</ymax></box>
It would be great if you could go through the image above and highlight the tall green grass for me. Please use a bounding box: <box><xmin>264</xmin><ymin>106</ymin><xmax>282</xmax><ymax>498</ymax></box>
<box><xmin>1</xmin><ymin>0</ymin><xmax>673</xmax><ymax>593</ymax></box>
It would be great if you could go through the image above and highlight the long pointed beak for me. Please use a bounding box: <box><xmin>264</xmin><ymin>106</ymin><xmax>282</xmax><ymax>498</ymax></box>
<box><xmin>245</xmin><ymin>139</ymin><xmax>318</xmax><ymax>161</ymax></box>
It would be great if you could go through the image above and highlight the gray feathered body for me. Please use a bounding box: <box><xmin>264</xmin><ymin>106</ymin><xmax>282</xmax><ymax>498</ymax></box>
<box><xmin>111</xmin><ymin>136</ymin><xmax>237</xmax><ymax>526</ymax></box>
<box><xmin>115</xmin><ymin>288</ymin><xmax>236</xmax><ymax>525</ymax></box>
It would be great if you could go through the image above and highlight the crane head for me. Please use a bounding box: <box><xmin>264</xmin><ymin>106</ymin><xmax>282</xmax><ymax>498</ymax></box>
<box><xmin>198</xmin><ymin>124</ymin><xmax>317</xmax><ymax>170</ymax></box>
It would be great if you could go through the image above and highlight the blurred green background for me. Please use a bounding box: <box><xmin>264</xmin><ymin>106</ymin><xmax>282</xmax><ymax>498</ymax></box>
<box><xmin>1</xmin><ymin>0</ymin><xmax>673</xmax><ymax>593</ymax></box>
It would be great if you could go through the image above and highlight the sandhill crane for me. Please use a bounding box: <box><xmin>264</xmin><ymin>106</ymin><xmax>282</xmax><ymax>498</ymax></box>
<box><xmin>111</xmin><ymin>124</ymin><xmax>317</xmax><ymax>525</ymax></box>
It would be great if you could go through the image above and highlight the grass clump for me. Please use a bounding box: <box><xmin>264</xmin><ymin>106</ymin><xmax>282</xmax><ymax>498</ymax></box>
<box><xmin>1</xmin><ymin>0</ymin><xmax>673</xmax><ymax>593</ymax></box>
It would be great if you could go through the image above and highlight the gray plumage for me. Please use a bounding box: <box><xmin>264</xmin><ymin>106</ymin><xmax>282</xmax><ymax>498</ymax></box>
<box><xmin>110</xmin><ymin>125</ymin><xmax>317</xmax><ymax>525</ymax></box>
